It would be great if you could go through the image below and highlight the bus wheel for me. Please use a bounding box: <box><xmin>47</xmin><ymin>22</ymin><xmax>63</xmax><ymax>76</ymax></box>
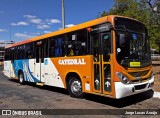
<box><xmin>19</xmin><ymin>72</ymin><xmax>25</xmax><ymax>85</ymax></box>
<box><xmin>68</xmin><ymin>77</ymin><xmax>84</xmax><ymax>98</ymax></box>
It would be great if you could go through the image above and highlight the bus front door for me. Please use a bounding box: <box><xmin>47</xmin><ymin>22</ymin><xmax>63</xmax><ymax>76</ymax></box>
<box><xmin>35</xmin><ymin>46</ymin><xmax>45</xmax><ymax>83</ymax></box>
<box><xmin>92</xmin><ymin>32</ymin><xmax>112</xmax><ymax>95</ymax></box>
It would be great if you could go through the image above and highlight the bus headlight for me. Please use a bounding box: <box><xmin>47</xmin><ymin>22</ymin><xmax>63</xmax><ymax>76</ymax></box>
<box><xmin>116</xmin><ymin>72</ymin><xmax>131</xmax><ymax>84</ymax></box>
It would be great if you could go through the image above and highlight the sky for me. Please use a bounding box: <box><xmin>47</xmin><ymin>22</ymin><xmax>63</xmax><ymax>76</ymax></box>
<box><xmin>0</xmin><ymin>0</ymin><xmax>114</xmax><ymax>42</ymax></box>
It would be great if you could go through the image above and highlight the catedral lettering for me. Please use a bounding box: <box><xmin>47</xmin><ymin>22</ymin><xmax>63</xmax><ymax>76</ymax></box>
<box><xmin>4</xmin><ymin>15</ymin><xmax>154</xmax><ymax>99</ymax></box>
<box><xmin>58</xmin><ymin>58</ymin><xmax>86</xmax><ymax>65</ymax></box>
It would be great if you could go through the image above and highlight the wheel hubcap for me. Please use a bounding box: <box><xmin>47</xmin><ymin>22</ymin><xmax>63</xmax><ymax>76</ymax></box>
<box><xmin>71</xmin><ymin>80</ymin><xmax>82</xmax><ymax>94</ymax></box>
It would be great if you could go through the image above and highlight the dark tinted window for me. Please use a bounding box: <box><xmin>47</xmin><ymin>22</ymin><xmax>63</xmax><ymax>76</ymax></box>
<box><xmin>25</xmin><ymin>43</ymin><xmax>34</xmax><ymax>59</ymax></box>
<box><xmin>66</xmin><ymin>29</ymin><xmax>88</xmax><ymax>56</ymax></box>
<box><xmin>48</xmin><ymin>29</ymin><xmax>88</xmax><ymax>57</ymax></box>
<box><xmin>49</xmin><ymin>36</ymin><xmax>66</xmax><ymax>57</ymax></box>
<box><xmin>114</xmin><ymin>17</ymin><xmax>147</xmax><ymax>33</ymax></box>
<box><xmin>4</xmin><ymin>49</ymin><xmax>11</xmax><ymax>60</ymax></box>
<box><xmin>17</xmin><ymin>45</ymin><xmax>25</xmax><ymax>59</ymax></box>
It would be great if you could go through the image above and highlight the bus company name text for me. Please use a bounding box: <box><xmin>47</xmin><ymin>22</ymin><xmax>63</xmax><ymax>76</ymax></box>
<box><xmin>58</xmin><ymin>58</ymin><xmax>86</xmax><ymax>65</ymax></box>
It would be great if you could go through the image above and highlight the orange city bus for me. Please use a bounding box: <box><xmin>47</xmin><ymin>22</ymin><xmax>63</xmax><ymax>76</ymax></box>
<box><xmin>3</xmin><ymin>15</ymin><xmax>154</xmax><ymax>99</ymax></box>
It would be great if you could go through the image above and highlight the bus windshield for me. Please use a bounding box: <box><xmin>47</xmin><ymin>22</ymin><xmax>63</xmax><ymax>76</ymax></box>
<box><xmin>115</xmin><ymin>17</ymin><xmax>151</xmax><ymax>68</ymax></box>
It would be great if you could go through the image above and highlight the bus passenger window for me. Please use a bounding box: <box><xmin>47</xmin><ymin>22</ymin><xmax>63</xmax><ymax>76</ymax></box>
<box><xmin>19</xmin><ymin>45</ymin><xmax>25</xmax><ymax>59</ymax></box>
<box><xmin>25</xmin><ymin>43</ymin><xmax>33</xmax><ymax>59</ymax></box>
<box><xmin>49</xmin><ymin>36</ymin><xmax>68</xmax><ymax>57</ymax></box>
<box><xmin>55</xmin><ymin>38</ymin><xmax>63</xmax><ymax>57</ymax></box>
<box><xmin>49</xmin><ymin>38</ymin><xmax>55</xmax><ymax>57</ymax></box>
<box><xmin>10</xmin><ymin>48</ymin><xmax>15</xmax><ymax>63</ymax></box>
<box><xmin>4</xmin><ymin>49</ymin><xmax>10</xmax><ymax>61</ymax></box>
<box><xmin>55</xmin><ymin>37</ymin><xmax>67</xmax><ymax>57</ymax></box>
<box><xmin>66</xmin><ymin>29</ymin><xmax>88</xmax><ymax>56</ymax></box>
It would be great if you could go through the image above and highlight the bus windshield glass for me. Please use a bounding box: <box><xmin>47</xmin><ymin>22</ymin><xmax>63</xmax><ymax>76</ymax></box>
<box><xmin>115</xmin><ymin>17</ymin><xmax>151</xmax><ymax>68</ymax></box>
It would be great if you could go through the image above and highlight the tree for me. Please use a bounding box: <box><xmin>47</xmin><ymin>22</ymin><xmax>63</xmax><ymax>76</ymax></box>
<box><xmin>142</xmin><ymin>0</ymin><xmax>160</xmax><ymax>52</ymax></box>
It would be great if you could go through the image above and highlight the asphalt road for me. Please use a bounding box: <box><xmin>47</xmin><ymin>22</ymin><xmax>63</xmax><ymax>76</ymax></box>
<box><xmin>0</xmin><ymin>69</ymin><xmax>160</xmax><ymax>118</ymax></box>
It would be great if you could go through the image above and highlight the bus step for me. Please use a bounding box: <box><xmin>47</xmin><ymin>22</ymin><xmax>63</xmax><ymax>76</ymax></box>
<box><xmin>36</xmin><ymin>82</ymin><xmax>44</xmax><ymax>86</ymax></box>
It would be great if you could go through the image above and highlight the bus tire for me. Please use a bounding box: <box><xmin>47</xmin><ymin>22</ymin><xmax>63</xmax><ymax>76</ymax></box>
<box><xmin>68</xmin><ymin>76</ymin><xmax>84</xmax><ymax>98</ymax></box>
<box><xmin>19</xmin><ymin>72</ymin><xmax>25</xmax><ymax>85</ymax></box>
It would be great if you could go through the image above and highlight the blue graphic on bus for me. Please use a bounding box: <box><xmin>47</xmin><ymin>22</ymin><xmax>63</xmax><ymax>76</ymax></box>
<box><xmin>13</xmin><ymin>60</ymin><xmax>40</xmax><ymax>82</ymax></box>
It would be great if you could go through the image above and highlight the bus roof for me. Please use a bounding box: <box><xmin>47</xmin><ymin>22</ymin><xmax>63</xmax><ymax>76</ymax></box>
<box><xmin>5</xmin><ymin>15</ymin><xmax>138</xmax><ymax>49</ymax></box>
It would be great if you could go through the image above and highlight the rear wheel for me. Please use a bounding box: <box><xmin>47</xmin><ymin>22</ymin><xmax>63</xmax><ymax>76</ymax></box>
<box><xmin>68</xmin><ymin>76</ymin><xmax>84</xmax><ymax>98</ymax></box>
<box><xmin>19</xmin><ymin>72</ymin><xmax>25</xmax><ymax>85</ymax></box>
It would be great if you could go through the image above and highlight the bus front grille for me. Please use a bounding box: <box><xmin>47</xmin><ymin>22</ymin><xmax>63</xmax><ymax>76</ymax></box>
<box><xmin>129</xmin><ymin>70</ymin><xmax>149</xmax><ymax>77</ymax></box>
<box><xmin>134</xmin><ymin>84</ymin><xmax>147</xmax><ymax>90</ymax></box>
<box><xmin>131</xmin><ymin>77</ymin><xmax>149</xmax><ymax>83</ymax></box>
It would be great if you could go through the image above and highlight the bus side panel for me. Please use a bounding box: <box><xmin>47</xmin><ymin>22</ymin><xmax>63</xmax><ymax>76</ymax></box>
<box><xmin>3</xmin><ymin>61</ymin><xmax>12</xmax><ymax>78</ymax></box>
<box><xmin>13</xmin><ymin>59</ymin><xmax>40</xmax><ymax>82</ymax></box>
<box><xmin>51</xmin><ymin>56</ymin><xmax>93</xmax><ymax>93</ymax></box>
<box><xmin>28</xmin><ymin>59</ymin><xmax>35</xmax><ymax>80</ymax></box>
<box><xmin>34</xmin><ymin>60</ymin><xmax>41</xmax><ymax>82</ymax></box>
<box><xmin>10</xmin><ymin>62</ymin><xmax>15</xmax><ymax>78</ymax></box>
<box><xmin>44</xmin><ymin>58</ymin><xmax>65</xmax><ymax>88</ymax></box>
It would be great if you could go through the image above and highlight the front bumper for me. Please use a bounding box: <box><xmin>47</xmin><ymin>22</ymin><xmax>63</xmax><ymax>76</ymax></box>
<box><xmin>115</xmin><ymin>76</ymin><xmax>154</xmax><ymax>99</ymax></box>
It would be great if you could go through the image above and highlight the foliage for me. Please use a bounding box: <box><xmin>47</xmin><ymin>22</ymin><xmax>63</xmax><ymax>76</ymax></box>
<box><xmin>99</xmin><ymin>0</ymin><xmax>160</xmax><ymax>52</ymax></box>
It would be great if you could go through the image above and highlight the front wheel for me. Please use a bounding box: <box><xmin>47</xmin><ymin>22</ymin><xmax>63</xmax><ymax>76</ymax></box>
<box><xmin>19</xmin><ymin>72</ymin><xmax>25</xmax><ymax>85</ymax></box>
<box><xmin>68</xmin><ymin>77</ymin><xmax>84</xmax><ymax>98</ymax></box>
